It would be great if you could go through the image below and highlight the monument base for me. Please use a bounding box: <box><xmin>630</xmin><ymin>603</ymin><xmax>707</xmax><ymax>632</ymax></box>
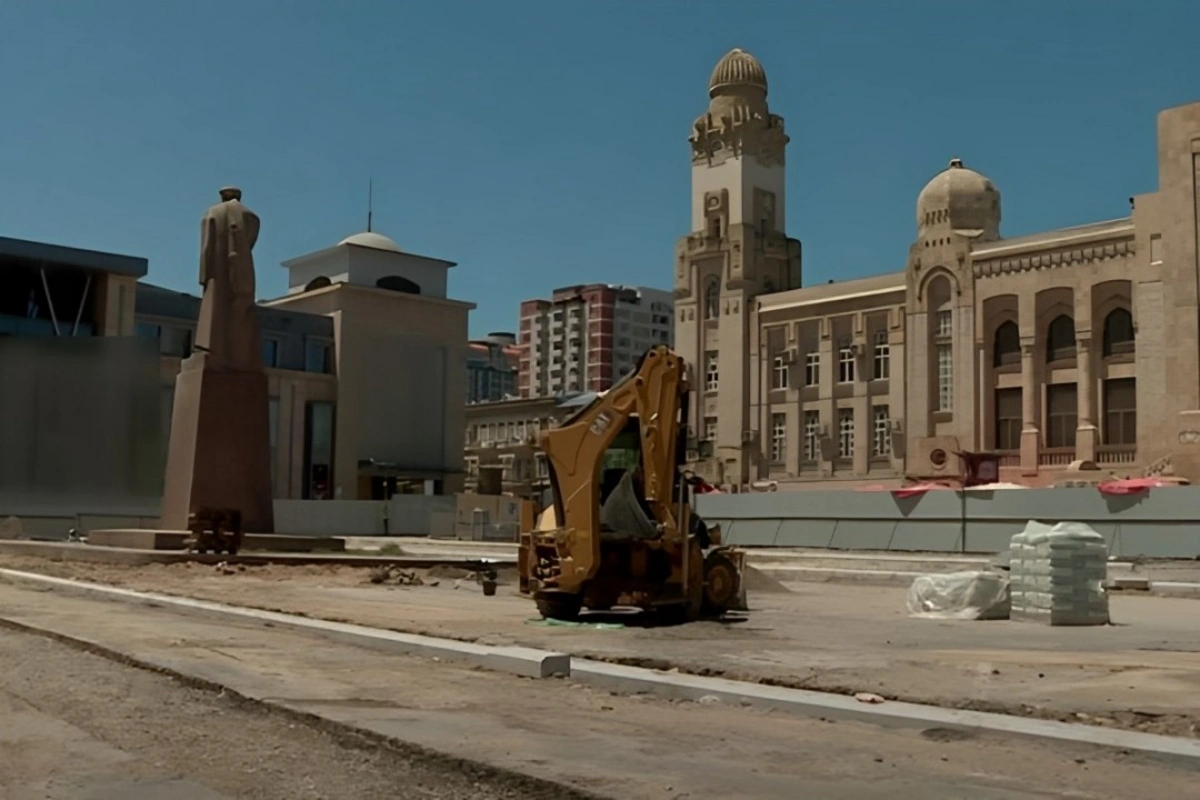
<box><xmin>160</xmin><ymin>352</ymin><xmax>275</xmax><ymax>533</ymax></box>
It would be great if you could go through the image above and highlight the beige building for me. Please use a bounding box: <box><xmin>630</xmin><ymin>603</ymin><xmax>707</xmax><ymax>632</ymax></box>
<box><xmin>462</xmin><ymin>394</ymin><xmax>580</xmax><ymax>497</ymax></box>
<box><xmin>676</xmin><ymin>48</ymin><xmax>1200</xmax><ymax>489</ymax></box>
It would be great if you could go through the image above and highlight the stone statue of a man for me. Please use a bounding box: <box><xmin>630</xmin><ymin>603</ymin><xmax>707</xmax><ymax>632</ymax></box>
<box><xmin>194</xmin><ymin>187</ymin><xmax>263</xmax><ymax>371</ymax></box>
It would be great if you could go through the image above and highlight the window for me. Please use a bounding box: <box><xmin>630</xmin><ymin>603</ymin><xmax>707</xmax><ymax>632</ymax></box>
<box><xmin>1102</xmin><ymin>308</ymin><xmax>1135</xmax><ymax>357</ymax></box>
<box><xmin>937</xmin><ymin>344</ymin><xmax>953</xmax><ymax>411</ymax></box>
<box><xmin>262</xmin><ymin>337</ymin><xmax>279</xmax><ymax>368</ymax></box>
<box><xmin>704</xmin><ymin>351</ymin><xmax>719</xmax><ymax>391</ymax></box>
<box><xmin>135</xmin><ymin>321</ymin><xmax>161</xmax><ymax>340</ymax></box>
<box><xmin>708</xmin><ymin>216</ymin><xmax>721</xmax><ymax>238</ymax></box>
<box><xmin>500</xmin><ymin>454</ymin><xmax>515</xmax><ymax>481</ymax></box>
<box><xmin>803</xmin><ymin>411</ymin><xmax>820</xmax><ymax>462</ymax></box>
<box><xmin>1046</xmin><ymin>383</ymin><xmax>1078</xmax><ymax>448</ymax></box>
<box><xmin>703</xmin><ymin>416</ymin><xmax>718</xmax><ymax>441</ymax></box>
<box><xmin>535</xmin><ymin>452</ymin><xmax>549</xmax><ymax>478</ymax></box>
<box><xmin>994</xmin><ymin>388</ymin><xmax>1022</xmax><ymax>451</ymax></box>
<box><xmin>872</xmin><ymin>406</ymin><xmax>891</xmax><ymax>458</ymax></box>
<box><xmin>305</xmin><ymin>339</ymin><xmax>334</xmax><ymax>373</ymax></box>
<box><xmin>1045</xmin><ymin>315</ymin><xmax>1076</xmax><ymax>362</ymax></box>
<box><xmin>993</xmin><ymin>321</ymin><xmax>1020</xmax><ymax>367</ymax></box>
<box><xmin>770</xmin><ymin>413</ymin><xmax>787</xmax><ymax>463</ymax></box>
<box><xmin>804</xmin><ymin>351</ymin><xmax>820</xmax><ymax>387</ymax></box>
<box><xmin>872</xmin><ymin>330</ymin><xmax>889</xmax><ymax>380</ymax></box>
<box><xmin>837</xmin><ymin>409</ymin><xmax>855</xmax><ymax>459</ymax></box>
<box><xmin>1150</xmin><ymin>234</ymin><xmax>1163</xmax><ymax>265</ymax></box>
<box><xmin>772</xmin><ymin>351</ymin><xmax>790</xmax><ymax>389</ymax></box>
<box><xmin>936</xmin><ymin>309</ymin><xmax>953</xmax><ymax>337</ymax></box>
<box><xmin>1104</xmin><ymin>378</ymin><xmax>1137</xmax><ymax>445</ymax></box>
<box><xmin>704</xmin><ymin>281</ymin><xmax>719</xmax><ymax>320</ymax></box>
<box><xmin>837</xmin><ymin>339</ymin><xmax>855</xmax><ymax>383</ymax></box>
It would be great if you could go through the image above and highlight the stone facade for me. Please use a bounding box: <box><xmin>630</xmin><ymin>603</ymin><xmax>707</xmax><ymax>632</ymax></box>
<box><xmin>677</xmin><ymin>48</ymin><xmax>1200</xmax><ymax>489</ymax></box>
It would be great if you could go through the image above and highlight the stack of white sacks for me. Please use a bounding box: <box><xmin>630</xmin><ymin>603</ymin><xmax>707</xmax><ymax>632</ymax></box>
<box><xmin>1009</xmin><ymin>520</ymin><xmax>1110</xmax><ymax>626</ymax></box>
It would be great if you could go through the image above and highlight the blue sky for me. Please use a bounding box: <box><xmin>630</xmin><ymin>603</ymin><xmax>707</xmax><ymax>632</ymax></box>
<box><xmin>1</xmin><ymin>1</ymin><xmax>1197</xmax><ymax>337</ymax></box>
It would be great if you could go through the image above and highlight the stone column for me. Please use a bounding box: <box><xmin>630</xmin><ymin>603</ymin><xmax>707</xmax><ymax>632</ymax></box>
<box><xmin>1075</xmin><ymin>334</ymin><xmax>1098</xmax><ymax>462</ymax></box>
<box><xmin>1019</xmin><ymin>339</ymin><xmax>1040</xmax><ymax>475</ymax></box>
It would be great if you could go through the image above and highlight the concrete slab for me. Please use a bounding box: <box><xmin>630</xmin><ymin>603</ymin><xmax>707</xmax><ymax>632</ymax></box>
<box><xmin>0</xmin><ymin>568</ymin><xmax>567</xmax><ymax>679</ymax></box>
<box><xmin>0</xmin><ymin>539</ymin><xmax>512</xmax><ymax>569</ymax></box>
<box><xmin>87</xmin><ymin>529</ymin><xmax>346</xmax><ymax>553</ymax></box>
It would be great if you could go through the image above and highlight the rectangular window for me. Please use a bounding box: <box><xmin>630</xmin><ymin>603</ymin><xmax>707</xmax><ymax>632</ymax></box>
<box><xmin>1150</xmin><ymin>234</ymin><xmax>1163</xmax><ymax>265</ymax></box>
<box><xmin>804</xmin><ymin>352</ymin><xmax>820</xmax><ymax>387</ymax></box>
<box><xmin>1046</xmin><ymin>383</ymin><xmax>1078</xmax><ymax>448</ymax></box>
<box><xmin>872</xmin><ymin>405</ymin><xmax>891</xmax><ymax>457</ymax></box>
<box><xmin>268</xmin><ymin>397</ymin><xmax>279</xmax><ymax>492</ymax></box>
<box><xmin>303</xmin><ymin>401</ymin><xmax>335</xmax><ymax>500</ymax></box>
<box><xmin>535</xmin><ymin>452</ymin><xmax>549</xmax><ymax>478</ymax></box>
<box><xmin>837</xmin><ymin>409</ymin><xmax>855</xmax><ymax>459</ymax></box>
<box><xmin>1103</xmin><ymin>378</ymin><xmax>1137</xmax><ymax>446</ymax></box>
<box><xmin>703</xmin><ymin>416</ymin><xmax>718</xmax><ymax>441</ymax></box>
<box><xmin>838</xmin><ymin>340</ymin><xmax>855</xmax><ymax>383</ymax></box>
<box><xmin>936</xmin><ymin>309</ymin><xmax>953</xmax><ymax>337</ymax></box>
<box><xmin>872</xmin><ymin>330</ymin><xmax>889</xmax><ymax>380</ymax></box>
<box><xmin>770</xmin><ymin>412</ymin><xmax>787</xmax><ymax>463</ymax></box>
<box><xmin>704</xmin><ymin>350</ymin><xmax>719</xmax><ymax>391</ymax></box>
<box><xmin>994</xmin><ymin>388</ymin><xmax>1023</xmax><ymax>451</ymax></box>
<box><xmin>772</xmin><ymin>352</ymin><xmax>790</xmax><ymax>390</ymax></box>
<box><xmin>136</xmin><ymin>321</ymin><xmax>161</xmax><ymax>340</ymax></box>
<box><xmin>262</xmin><ymin>337</ymin><xmax>279</xmax><ymax>368</ymax></box>
<box><xmin>305</xmin><ymin>339</ymin><xmax>334</xmax><ymax>374</ymax></box>
<box><xmin>937</xmin><ymin>344</ymin><xmax>953</xmax><ymax>411</ymax></box>
<box><xmin>803</xmin><ymin>411</ymin><xmax>820</xmax><ymax>462</ymax></box>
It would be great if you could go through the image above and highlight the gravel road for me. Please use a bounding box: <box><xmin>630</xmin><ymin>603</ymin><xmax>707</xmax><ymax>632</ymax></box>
<box><xmin>0</xmin><ymin>626</ymin><xmax>588</xmax><ymax>800</ymax></box>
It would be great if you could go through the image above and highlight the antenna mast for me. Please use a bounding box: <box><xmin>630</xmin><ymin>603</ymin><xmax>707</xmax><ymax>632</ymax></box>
<box><xmin>367</xmin><ymin>179</ymin><xmax>374</xmax><ymax>232</ymax></box>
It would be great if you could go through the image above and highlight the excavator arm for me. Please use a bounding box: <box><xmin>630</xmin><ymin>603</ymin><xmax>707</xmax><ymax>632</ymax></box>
<box><xmin>536</xmin><ymin>346</ymin><xmax>686</xmax><ymax>594</ymax></box>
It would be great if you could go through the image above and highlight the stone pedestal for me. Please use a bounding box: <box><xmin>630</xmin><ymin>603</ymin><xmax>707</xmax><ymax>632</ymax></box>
<box><xmin>160</xmin><ymin>352</ymin><xmax>275</xmax><ymax>533</ymax></box>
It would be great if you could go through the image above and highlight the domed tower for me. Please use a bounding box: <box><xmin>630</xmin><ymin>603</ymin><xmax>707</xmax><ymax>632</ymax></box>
<box><xmin>905</xmin><ymin>158</ymin><xmax>1002</xmax><ymax>470</ymax></box>
<box><xmin>674</xmin><ymin>48</ymin><xmax>802</xmax><ymax>487</ymax></box>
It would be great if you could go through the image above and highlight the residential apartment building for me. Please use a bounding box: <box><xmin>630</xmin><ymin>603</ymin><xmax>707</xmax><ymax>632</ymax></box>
<box><xmin>518</xmin><ymin>283</ymin><xmax>673</xmax><ymax>398</ymax></box>
<box><xmin>467</xmin><ymin>332</ymin><xmax>519</xmax><ymax>403</ymax></box>
<box><xmin>676</xmin><ymin>48</ymin><xmax>1200</xmax><ymax>489</ymax></box>
<box><xmin>462</xmin><ymin>394</ymin><xmax>584</xmax><ymax>497</ymax></box>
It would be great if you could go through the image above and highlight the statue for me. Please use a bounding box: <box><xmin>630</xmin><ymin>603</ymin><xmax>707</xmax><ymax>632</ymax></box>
<box><xmin>194</xmin><ymin>187</ymin><xmax>263</xmax><ymax>371</ymax></box>
<box><xmin>159</xmin><ymin>187</ymin><xmax>275</xmax><ymax>537</ymax></box>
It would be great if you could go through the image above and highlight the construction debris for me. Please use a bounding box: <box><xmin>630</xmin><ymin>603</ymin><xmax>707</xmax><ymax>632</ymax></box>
<box><xmin>367</xmin><ymin>566</ymin><xmax>424</xmax><ymax>586</ymax></box>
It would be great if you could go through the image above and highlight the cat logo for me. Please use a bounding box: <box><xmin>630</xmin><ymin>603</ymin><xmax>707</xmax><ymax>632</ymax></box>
<box><xmin>590</xmin><ymin>411</ymin><xmax>613</xmax><ymax>436</ymax></box>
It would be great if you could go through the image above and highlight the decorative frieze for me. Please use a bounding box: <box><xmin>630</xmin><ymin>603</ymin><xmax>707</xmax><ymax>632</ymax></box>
<box><xmin>973</xmin><ymin>238</ymin><xmax>1136</xmax><ymax>279</ymax></box>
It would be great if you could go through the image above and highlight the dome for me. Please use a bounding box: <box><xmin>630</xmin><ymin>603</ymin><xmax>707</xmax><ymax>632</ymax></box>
<box><xmin>916</xmin><ymin>158</ymin><xmax>1001</xmax><ymax>238</ymax></box>
<box><xmin>708</xmin><ymin>48</ymin><xmax>768</xmax><ymax>97</ymax></box>
<box><xmin>338</xmin><ymin>231</ymin><xmax>403</xmax><ymax>253</ymax></box>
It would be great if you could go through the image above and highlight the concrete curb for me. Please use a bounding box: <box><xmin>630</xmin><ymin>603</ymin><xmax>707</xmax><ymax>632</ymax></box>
<box><xmin>5</xmin><ymin>567</ymin><xmax>1200</xmax><ymax>763</ymax></box>
<box><xmin>569</xmin><ymin>659</ymin><xmax>1200</xmax><ymax>762</ymax></box>
<box><xmin>0</xmin><ymin>568</ymin><xmax>567</xmax><ymax>679</ymax></box>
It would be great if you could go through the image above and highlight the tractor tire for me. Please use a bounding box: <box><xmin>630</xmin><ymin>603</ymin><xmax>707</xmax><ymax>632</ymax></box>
<box><xmin>701</xmin><ymin>550</ymin><xmax>742</xmax><ymax>617</ymax></box>
<box><xmin>535</xmin><ymin>592</ymin><xmax>583</xmax><ymax>622</ymax></box>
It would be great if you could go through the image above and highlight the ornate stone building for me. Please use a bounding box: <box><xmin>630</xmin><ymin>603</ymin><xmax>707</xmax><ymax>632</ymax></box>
<box><xmin>675</xmin><ymin>48</ymin><xmax>1200</xmax><ymax>489</ymax></box>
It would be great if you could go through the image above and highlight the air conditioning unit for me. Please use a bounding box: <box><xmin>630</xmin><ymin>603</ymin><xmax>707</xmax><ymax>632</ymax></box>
<box><xmin>741</xmin><ymin>430</ymin><xmax>758</xmax><ymax>445</ymax></box>
<box><xmin>890</xmin><ymin>420</ymin><xmax>904</xmax><ymax>435</ymax></box>
<box><xmin>778</xmin><ymin>347</ymin><xmax>798</xmax><ymax>364</ymax></box>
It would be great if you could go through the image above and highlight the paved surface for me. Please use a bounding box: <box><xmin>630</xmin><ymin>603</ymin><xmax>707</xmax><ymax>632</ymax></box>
<box><xmin>3</xmin><ymin>581</ymin><xmax>1200</xmax><ymax>799</ymax></box>
<box><xmin>5</xmin><ymin>554</ymin><xmax>1198</xmax><ymax>737</ymax></box>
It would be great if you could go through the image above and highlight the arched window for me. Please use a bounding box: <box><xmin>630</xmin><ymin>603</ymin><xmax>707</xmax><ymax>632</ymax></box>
<box><xmin>304</xmin><ymin>276</ymin><xmax>332</xmax><ymax>292</ymax></box>
<box><xmin>1102</xmin><ymin>308</ymin><xmax>1135</xmax><ymax>356</ymax></box>
<box><xmin>1045</xmin><ymin>314</ymin><xmax>1076</xmax><ymax>362</ymax></box>
<box><xmin>375</xmin><ymin>275</ymin><xmax>421</xmax><ymax>294</ymax></box>
<box><xmin>704</xmin><ymin>280</ymin><xmax>719</xmax><ymax>320</ymax></box>
<box><xmin>992</xmin><ymin>320</ymin><xmax>1020</xmax><ymax>367</ymax></box>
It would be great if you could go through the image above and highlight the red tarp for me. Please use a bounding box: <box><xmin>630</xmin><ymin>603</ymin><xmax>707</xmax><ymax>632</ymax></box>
<box><xmin>856</xmin><ymin>482</ymin><xmax>954</xmax><ymax>498</ymax></box>
<box><xmin>1096</xmin><ymin>477</ymin><xmax>1176</xmax><ymax>496</ymax></box>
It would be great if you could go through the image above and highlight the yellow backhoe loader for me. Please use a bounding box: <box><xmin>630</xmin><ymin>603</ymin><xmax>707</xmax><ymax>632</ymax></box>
<box><xmin>518</xmin><ymin>346</ymin><xmax>747</xmax><ymax>622</ymax></box>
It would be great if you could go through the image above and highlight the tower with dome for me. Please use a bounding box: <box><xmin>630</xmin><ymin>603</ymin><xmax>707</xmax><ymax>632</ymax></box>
<box><xmin>675</xmin><ymin>48</ymin><xmax>1200</xmax><ymax>488</ymax></box>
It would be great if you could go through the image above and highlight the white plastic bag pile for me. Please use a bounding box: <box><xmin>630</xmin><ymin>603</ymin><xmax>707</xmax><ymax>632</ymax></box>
<box><xmin>906</xmin><ymin>571</ymin><xmax>1011</xmax><ymax>620</ymax></box>
<box><xmin>1010</xmin><ymin>520</ymin><xmax>1109</xmax><ymax>626</ymax></box>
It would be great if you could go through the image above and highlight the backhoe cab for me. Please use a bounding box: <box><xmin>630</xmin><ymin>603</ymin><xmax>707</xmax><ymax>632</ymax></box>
<box><xmin>518</xmin><ymin>346</ymin><xmax>747</xmax><ymax>623</ymax></box>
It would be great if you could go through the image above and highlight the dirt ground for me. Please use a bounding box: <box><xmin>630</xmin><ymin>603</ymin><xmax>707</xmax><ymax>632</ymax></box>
<box><xmin>5</xmin><ymin>581</ymin><xmax>1200</xmax><ymax>800</ymax></box>
<box><xmin>4</xmin><ymin>553</ymin><xmax>1200</xmax><ymax>739</ymax></box>
<box><xmin>0</xmin><ymin>626</ymin><xmax>581</xmax><ymax>800</ymax></box>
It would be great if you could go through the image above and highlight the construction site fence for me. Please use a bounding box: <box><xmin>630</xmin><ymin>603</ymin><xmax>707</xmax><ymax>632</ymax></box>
<box><xmin>695</xmin><ymin>486</ymin><xmax>1200</xmax><ymax>559</ymax></box>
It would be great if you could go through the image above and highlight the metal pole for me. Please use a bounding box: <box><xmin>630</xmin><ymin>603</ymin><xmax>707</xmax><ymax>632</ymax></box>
<box><xmin>39</xmin><ymin>265</ymin><xmax>61</xmax><ymax>336</ymax></box>
<box><xmin>71</xmin><ymin>273</ymin><xmax>93</xmax><ymax>337</ymax></box>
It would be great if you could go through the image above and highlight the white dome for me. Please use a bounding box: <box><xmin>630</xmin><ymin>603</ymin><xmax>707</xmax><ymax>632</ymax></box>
<box><xmin>338</xmin><ymin>231</ymin><xmax>403</xmax><ymax>253</ymax></box>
